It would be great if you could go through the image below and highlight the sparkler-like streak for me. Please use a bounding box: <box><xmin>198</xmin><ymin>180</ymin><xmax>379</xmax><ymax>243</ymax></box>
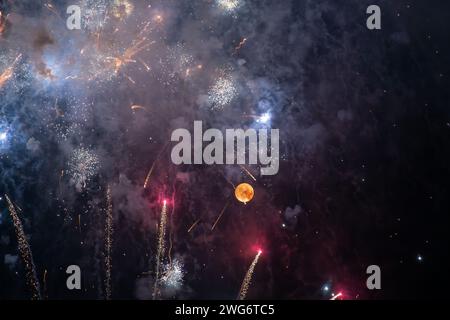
<box><xmin>143</xmin><ymin>143</ymin><xmax>169</xmax><ymax>189</ymax></box>
<box><xmin>237</xmin><ymin>250</ymin><xmax>262</xmax><ymax>300</ymax></box>
<box><xmin>188</xmin><ymin>219</ymin><xmax>201</xmax><ymax>233</ymax></box>
<box><xmin>211</xmin><ymin>201</ymin><xmax>230</xmax><ymax>231</ymax></box>
<box><xmin>104</xmin><ymin>185</ymin><xmax>113</xmax><ymax>300</ymax></box>
<box><xmin>0</xmin><ymin>54</ymin><xmax>21</xmax><ymax>89</ymax></box>
<box><xmin>239</xmin><ymin>164</ymin><xmax>257</xmax><ymax>182</ymax></box>
<box><xmin>152</xmin><ymin>200</ymin><xmax>168</xmax><ymax>300</ymax></box>
<box><xmin>4</xmin><ymin>194</ymin><xmax>41</xmax><ymax>300</ymax></box>
<box><xmin>143</xmin><ymin>161</ymin><xmax>156</xmax><ymax>189</ymax></box>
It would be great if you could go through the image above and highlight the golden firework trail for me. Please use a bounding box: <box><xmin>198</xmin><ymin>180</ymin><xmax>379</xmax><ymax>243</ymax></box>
<box><xmin>152</xmin><ymin>201</ymin><xmax>168</xmax><ymax>299</ymax></box>
<box><xmin>188</xmin><ymin>219</ymin><xmax>201</xmax><ymax>233</ymax></box>
<box><xmin>211</xmin><ymin>200</ymin><xmax>230</xmax><ymax>231</ymax></box>
<box><xmin>104</xmin><ymin>186</ymin><xmax>113</xmax><ymax>300</ymax></box>
<box><xmin>0</xmin><ymin>54</ymin><xmax>21</xmax><ymax>88</ymax></box>
<box><xmin>143</xmin><ymin>161</ymin><xmax>156</xmax><ymax>189</ymax></box>
<box><xmin>239</xmin><ymin>164</ymin><xmax>257</xmax><ymax>182</ymax></box>
<box><xmin>143</xmin><ymin>142</ymin><xmax>170</xmax><ymax>189</ymax></box>
<box><xmin>106</xmin><ymin>32</ymin><xmax>155</xmax><ymax>75</ymax></box>
<box><xmin>4</xmin><ymin>194</ymin><xmax>41</xmax><ymax>300</ymax></box>
<box><xmin>237</xmin><ymin>250</ymin><xmax>262</xmax><ymax>300</ymax></box>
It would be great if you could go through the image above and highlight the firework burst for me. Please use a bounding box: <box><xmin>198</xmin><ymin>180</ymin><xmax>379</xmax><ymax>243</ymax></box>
<box><xmin>67</xmin><ymin>147</ymin><xmax>100</xmax><ymax>191</ymax></box>
<box><xmin>217</xmin><ymin>0</ymin><xmax>241</xmax><ymax>12</ymax></box>
<box><xmin>4</xmin><ymin>195</ymin><xmax>41</xmax><ymax>300</ymax></box>
<box><xmin>237</xmin><ymin>250</ymin><xmax>262</xmax><ymax>300</ymax></box>
<box><xmin>208</xmin><ymin>73</ymin><xmax>238</xmax><ymax>110</ymax></box>
<box><xmin>160</xmin><ymin>258</ymin><xmax>184</xmax><ymax>290</ymax></box>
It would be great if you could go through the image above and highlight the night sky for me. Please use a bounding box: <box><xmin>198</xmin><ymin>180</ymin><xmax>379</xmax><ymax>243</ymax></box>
<box><xmin>1</xmin><ymin>0</ymin><xmax>449</xmax><ymax>300</ymax></box>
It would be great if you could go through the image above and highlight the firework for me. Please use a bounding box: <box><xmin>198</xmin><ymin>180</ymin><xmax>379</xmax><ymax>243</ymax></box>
<box><xmin>211</xmin><ymin>201</ymin><xmax>230</xmax><ymax>231</ymax></box>
<box><xmin>131</xmin><ymin>104</ymin><xmax>145</xmax><ymax>111</ymax></box>
<box><xmin>0</xmin><ymin>54</ymin><xmax>21</xmax><ymax>89</ymax></box>
<box><xmin>144</xmin><ymin>143</ymin><xmax>170</xmax><ymax>188</ymax></box>
<box><xmin>152</xmin><ymin>200</ymin><xmax>168</xmax><ymax>299</ymax></box>
<box><xmin>143</xmin><ymin>161</ymin><xmax>156</xmax><ymax>189</ymax></box>
<box><xmin>208</xmin><ymin>73</ymin><xmax>238</xmax><ymax>109</ymax></box>
<box><xmin>105</xmin><ymin>21</ymin><xmax>155</xmax><ymax>77</ymax></box>
<box><xmin>233</xmin><ymin>37</ymin><xmax>248</xmax><ymax>55</ymax></box>
<box><xmin>5</xmin><ymin>195</ymin><xmax>41</xmax><ymax>300</ymax></box>
<box><xmin>104</xmin><ymin>185</ymin><xmax>113</xmax><ymax>300</ymax></box>
<box><xmin>78</xmin><ymin>0</ymin><xmax>109</xmax><ymax>32</ymax></box>
<box><xmin>239</xmin><ymin>164</ymin><xmax>257</xmax><ymax>182</ymax></box>
<box><xmin>111</xmin><ymin>0</ymin><xmax>134</xmax><ymax>20</ymax></box>
<box><xmin>237</xmin><ymin>250</ymin><xmax>262</xmax><ymax>300</ymax></box>
<box><xmin>160</xmin><ymin>258</ymin><xmax>184</xmax><ymax>290</ymax></box>
<box><xmin>330</xmin><ymin>292</ymin><xmax>343</xmax><ymax>300</ymax></box>
<box><xmin>188</xmin><ymin>219</ymin><xmax>201</xmax><ymax>233</ymax></box>
<box><xmin>217</xmin><ymin>0</ymin><xmax>241</xmax><ymax>12</ymax></box>
<box><xmin>0</xmin><ymin>10</ymin><xmax>6</xmax><ymax>35</ymax></box>
<box><xmin>67</xmin><ymin>147</ymin><xmax>100</xmax><ymax>191</ymax></box>
<box><xmin>44</xmin><ymin>2</ymin><xmax>62</xmax><ymax>20</ymax></box>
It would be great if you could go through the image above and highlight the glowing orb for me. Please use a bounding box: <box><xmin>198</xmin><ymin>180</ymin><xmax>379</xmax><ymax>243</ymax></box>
<box><xmin>235</xmin><ymin>183</ymin><xmax>254</xmax><ymax>204</ymax></box>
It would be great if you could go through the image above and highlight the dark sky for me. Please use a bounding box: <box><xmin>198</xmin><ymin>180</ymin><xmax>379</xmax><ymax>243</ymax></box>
<box><xmin>0</xmin><ymin>0</ymin><xmax>449</xmax><ymax>300</ymax></box>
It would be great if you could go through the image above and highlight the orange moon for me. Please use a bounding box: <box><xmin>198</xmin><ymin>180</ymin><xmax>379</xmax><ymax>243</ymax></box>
<box><xmin>235</xmin><ymin>183</ymin><xmax>254</xmax><ymax>204</ymax></box>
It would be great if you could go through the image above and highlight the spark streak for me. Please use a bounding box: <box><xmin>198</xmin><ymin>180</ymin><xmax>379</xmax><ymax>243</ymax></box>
<box><xmin>104</xmin><ymin>185</ymin><xmax>113</xmax><ymax>300</ymax></box>
<box><xmin>152</xmin><ymin>201</ymin><xmax>168</xmax><ymax>299</ymax></box>
<box><xmin>211</xmin><ymin>201</ymin><xmax>230</xmax><ymax>231</ymax></box>
<box><xmin>330</xmin><ymin>292</ymin><xmax>343</xmax><ymax>300</ymax></box>
<box><xmin>239</xmin><ymin>164</ymin><xmax>257</xmax><ymax>182</ymax></box>
<box><xmin>143</xmin><ymin>143</ymin><xmax>169</xmax><ymax>189</ymax></box>
<box><xmin>143</xmin><ymin>161</ymin><xmax>156</xmax><ymax>189</ymax></box>
<box><xmin>5</xmin><ymin>194</ymin><xmax>41</xmax><ymax>300</ymax></box>
<box><xmin>237</xmin><ymin>250</ymin><xmax>261</xmax><ymax>300</ymax></box>
<box><xmin>188</xmin><ymin>219</ymin><xmax>201</xmax><ymax>233</ymax></box>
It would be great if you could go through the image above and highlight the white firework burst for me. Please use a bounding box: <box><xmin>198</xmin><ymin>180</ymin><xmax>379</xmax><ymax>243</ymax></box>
<box><xmin>67</xmin><ymin>147</ymin><xmax>100</xmax><ymax>191</ymax></box>
<box><xmin>208</xmin><ymin>73</ymin><xmax>238</xmax><ymax>109</ymax></box>
<box><xmin>160</xmin><ymin>259</ymin><xmax>184</xmax><ymax>290</ymax></box>
<box><xmin>216</xmin><ymin>0</ymin><xmax>241</xmax><ymax>12</ymax></box>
